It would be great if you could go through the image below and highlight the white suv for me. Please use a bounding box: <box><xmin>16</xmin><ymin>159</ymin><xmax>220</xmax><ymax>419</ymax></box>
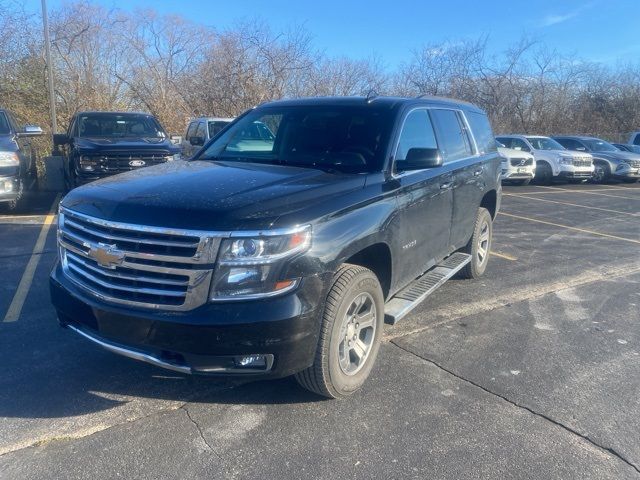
<box><xmin>496</xmin><ymin>135</ymin><xmax>594</xmax><ymax>184</ymax></box>
<box><xmin>496</xmin><ymin>140</ymin><xmax>536</xmax><ymax>185</ymax></box>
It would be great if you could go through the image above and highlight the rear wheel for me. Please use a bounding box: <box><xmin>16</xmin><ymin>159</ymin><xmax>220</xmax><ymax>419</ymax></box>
<box><xmin>295</xmin><ymin>264</ymin><xmax>384</xmax><ymax>398</ymax></box>
<box><xmin>459</xmin><ymin>207</ymin><xmax>493</xmax><ymax>279</ymax></box>
<box><xmin>534</xmin><ymin>162</ymin><xmax>553</xmax><ymax>185</ymax></box>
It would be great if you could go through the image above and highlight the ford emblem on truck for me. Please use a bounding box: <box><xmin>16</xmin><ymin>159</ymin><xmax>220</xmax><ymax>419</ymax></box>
<box><xmin>129</xmin><ymin>159</ymin><xmax>146</xmax><ymax>167</ymax></box>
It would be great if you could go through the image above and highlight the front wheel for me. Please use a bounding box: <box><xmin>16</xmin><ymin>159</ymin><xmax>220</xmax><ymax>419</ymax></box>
<box><xmin>459</xmin><ymin>207</ymin><xmax>493</xmax><ymax>279</ymax></box>
<box><xmin>295</xmin><ymin>264</ymin><xmax>384</xmax><ymax>398</ymax></box>
<box><xmin>591</xmin><ymin>163</ymin><xmax>610</xmax><ymax>184</ymax></box>
<box><xmin>534</xmin><ymin>162</ymin><xmax>553</xmax><ymax>185</ymax></box>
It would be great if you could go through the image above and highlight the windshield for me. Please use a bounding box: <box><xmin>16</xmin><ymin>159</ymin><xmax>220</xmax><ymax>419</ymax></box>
<box><xmin>0</xmin><ymin>112</ymin><xmax>10</xmax><ymax>135</ymax></box>
<box><xmin>208</xmin><ymin>120</ymin><xmax>232</xmax><ymax>138</ymax></box>
<box><xmin>525</xmin><ymin>137</ymin><xmax>565</xmax><ymax>151</ymax></box>
<box><xmin>197</xmin><ymin>105</ymin><xmax>395</xmax><ymax>173</ymax></box>
<box><xmin>78</xmin><ymin>113</ymin><xmax>165</xmax><ymax>138</ymax></box>
<box><xmin>583</xmin><ymin>139</ymin><xmax>619</xmax><ymax>153</ymax></box>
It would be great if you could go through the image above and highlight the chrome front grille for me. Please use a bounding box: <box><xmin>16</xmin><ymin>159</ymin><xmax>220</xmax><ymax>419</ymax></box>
<box><xmin>510</xmin><ymin>158</ymin><xmax>533</xmax><ymax>166</ymax></box>
<box><xmin>573</xmin><ymin>157</ymin><xmax>592</xmax><ymax>167</ymax></box>
<box><xmin>58</xmin><ymin>208</ymin><xmax>223</xmax><ymax>311</ymax></box>
<box><xmin>624</xmin><ymin>159</ymin><xmax>640</xmax><ymax>168</ymax></box>
<box><xmin>87</xmin><ymin>151</ymin><xmax>171</xmax><ymax>173</ymax></box>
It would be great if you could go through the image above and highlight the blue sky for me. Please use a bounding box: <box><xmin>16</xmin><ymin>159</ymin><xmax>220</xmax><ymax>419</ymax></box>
<box><xmin>27</xmin><ymin>0</ymin><xmax>640</xmax><ymax>67</ymax></box>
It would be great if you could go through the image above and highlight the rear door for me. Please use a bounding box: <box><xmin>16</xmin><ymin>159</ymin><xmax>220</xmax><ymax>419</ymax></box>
<box><xmin>430</xmin><ymin>108</ymin><xmax>485</xmax><ymax>251</ymax></box>
<box><xmin>391</xmin><ymin>108</ymin><xmax>453</xmax><ymax>290</ymax></box>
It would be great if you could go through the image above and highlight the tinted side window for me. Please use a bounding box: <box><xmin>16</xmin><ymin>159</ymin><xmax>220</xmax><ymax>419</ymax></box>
<box><xmin>194</xmin><ymin>122</ymin><xmax>206</xmax><ymax>139</ymax></box>
<box><xmin>634</xmin><ymin>134</ymin><xmax>640</xmax><ymax>146</ymax></box>
<box><xmin>465</xmin><ymin>112</ymin><xmax>496</xmax><ymax>154</ymax></box>
<box><xmin>185</xmin><ymin>122</ymin><xmax>197</xmax><ymax>141</ymax></box>
<box><xmin>0</xmin><ymin>112</ymin><xmax>11</xmax><ymax>135</ymax></box>
<box><xmin>430</xmin><ymin>109</ymin><xmax>472</xmax><ymax>162</ymax></box>
<box><xmin>395</xmin><ymin>109</ymin><xmax>437</xmax><ymax>162</ymax></box>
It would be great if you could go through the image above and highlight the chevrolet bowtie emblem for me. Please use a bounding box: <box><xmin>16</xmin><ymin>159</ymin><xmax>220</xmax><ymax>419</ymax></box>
<box><xmin>89</xmin><ymin>243</ymin><xmax>125</xmax><ymax>269</ymax></box>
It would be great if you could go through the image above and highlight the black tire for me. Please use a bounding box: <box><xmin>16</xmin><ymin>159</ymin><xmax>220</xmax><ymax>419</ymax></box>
<box><xmin>534</xmin><ymin>162</ymin><xmax>553</xmax><ymax>185</ymax></box>
<box><xmin>295</xmin><ymin>264</ymin><xmax>384</xmax><ymax>399</ymax></box>
<box><xmin>591</xmin><ymin>163</ymin><xmax>610</xmax><ymax>184</ymax></box>
<box><xmin>510</xmin><ymin>179</ymin><xmax>531</xmax><ymax>186</ymax></box>
<box><xmin>459</xmin><ymin>207</ymin><xmax>493</xmax><ymax>279</ymax></box>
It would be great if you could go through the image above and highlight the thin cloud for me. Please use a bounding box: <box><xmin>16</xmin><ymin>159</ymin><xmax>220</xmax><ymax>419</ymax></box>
<box><xmin>540</xmin><ymin>2</ymin><xmax>596</xmax><ymax>27</ymax></box>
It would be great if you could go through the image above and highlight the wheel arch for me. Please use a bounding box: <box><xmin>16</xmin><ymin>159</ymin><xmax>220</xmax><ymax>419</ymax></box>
<box><xmin>343</xmin><ymin>242</ymin><xmax>392</xmax><ymax>300</ymax></box>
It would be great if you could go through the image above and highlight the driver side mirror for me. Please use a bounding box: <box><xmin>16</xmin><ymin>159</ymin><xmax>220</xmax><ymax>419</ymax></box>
<box><xmin>190</xmin><ymin>136</ymin><xmax>205</xmax><ymax>146</ymax></box>
<box><xmin>401</xmin><ymin>148</ymin><xmax>443</xmax><ymax>170</ymax></box>
<box><xmin>53</xmin><ymin>133</ymin><xmax>70</xmax><ymax>146</ymax></box>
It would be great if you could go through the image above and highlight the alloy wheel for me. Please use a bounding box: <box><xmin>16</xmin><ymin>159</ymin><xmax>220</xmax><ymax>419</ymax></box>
<box><xmin>338</xmin><ymin>292</ymin><xmax>377</xmax><ymax>376</ymax></box>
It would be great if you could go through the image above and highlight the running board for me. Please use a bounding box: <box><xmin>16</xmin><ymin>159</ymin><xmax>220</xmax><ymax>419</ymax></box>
<box><xmin>384</xmin><ymin>252</ymin><xmax>471</xmax><ymax>325</ymax></box>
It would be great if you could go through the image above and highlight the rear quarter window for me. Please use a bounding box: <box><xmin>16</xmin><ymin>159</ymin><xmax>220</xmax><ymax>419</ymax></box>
<box><xmin>465</xmin><ymin>112</ymin><xmax>496</xmax><ymax>154</ymax></box>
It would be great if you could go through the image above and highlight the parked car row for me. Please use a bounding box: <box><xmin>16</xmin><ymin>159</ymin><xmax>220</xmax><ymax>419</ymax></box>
<box><xmin>496</xmin><ymin>133</ymin><xmax>640</xmax><ymax>185</ymax></box>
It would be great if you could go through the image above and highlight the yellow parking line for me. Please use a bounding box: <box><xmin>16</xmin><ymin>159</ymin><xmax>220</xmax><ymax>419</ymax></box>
<box><xmin>534</xmin><ymin>185</ymin><xmax>640</xmax><ymax>201</ymax></box>
<box><xmin>499</xmin><ymin>212</ymin><xmax>640</xmax><ymax>245</ymax></box>
<box><xmin>3</xmin><ymin>194</ymin><xmax>61</xmax><ymax>323</ymax></box>
<box><xmin>504</xmin><ymin>193</ymin><xmax>640</xmax><ymax>217</ymax></box>
<box><xmin>490</xmin><ymin>251</ymin><xmax>517</xmax><ymax>261</ymax></box>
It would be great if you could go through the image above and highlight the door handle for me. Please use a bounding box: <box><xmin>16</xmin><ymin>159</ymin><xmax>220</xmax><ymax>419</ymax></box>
<box><xmin>440</xmin><ymin>182</ymin><xmax>453</xmax><ymax>190</ymax></box>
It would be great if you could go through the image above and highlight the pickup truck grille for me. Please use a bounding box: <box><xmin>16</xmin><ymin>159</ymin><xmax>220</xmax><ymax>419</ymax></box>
<box><xmin>572</xmin><ymin>157</ymin><xmax>592</xmax><ymax>167</ymax></box>
<box><xmin>510</xmin><ymin>158</ymin><xmax>533</xmax><ymax>166</ymax></box>
<box><xmin>57</xmin><ymin>208</ymin><xmax>222</xmax><ymax>311</ymax></box>
<box><xmin>89</xmin><ymin>151</ymin><xmax>172</xmax><ymax>173</ymax></box>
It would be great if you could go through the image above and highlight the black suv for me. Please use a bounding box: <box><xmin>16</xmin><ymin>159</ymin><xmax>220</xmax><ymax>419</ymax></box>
<box><xmin>53</xmin><ymin>111</ymin><xmax>181</xmax><ymax>190</ymax></box>
<box><xmin>50</xmin><ymin>96</ymin><xmax>501</xmax><ymax>398</ymax></box>
<box><xmin>0</xmin><ymin>109</ymin><xmax>43</xmax><ymax>210</ymax></box>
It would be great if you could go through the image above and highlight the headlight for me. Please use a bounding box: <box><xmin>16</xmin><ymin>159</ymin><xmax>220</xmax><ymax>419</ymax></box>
<box><xmin>79</xmin><ymin>155</ymin><xmax>98</xmax><ymax>172</ymax></box>
<box><xmin>171</xmin><ymin>153</ymin><xmax>181</xmax><ymax>161</ymax></box>
<box><xmin>559</xmin><ymin>156</ymin><xmax>573</xmax><ymax>165</ymax></box>
<box><xmin>0</xmin><ymin>151</ymin><xmax>19</xmax><ymax>167</ymax></box>
<box><xmin>209</xmin><ymin>226</ymin><xmax>311</xmax><ymax>300</ymax></box>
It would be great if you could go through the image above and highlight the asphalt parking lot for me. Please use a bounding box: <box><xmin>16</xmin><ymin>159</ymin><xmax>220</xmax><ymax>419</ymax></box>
<box><xmin>0</xmin><ymin>182</ymin><xmax>639</xmax><ymax>479</ymax></box>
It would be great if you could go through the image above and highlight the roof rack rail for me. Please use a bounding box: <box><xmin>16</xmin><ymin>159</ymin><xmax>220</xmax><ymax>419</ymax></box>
<box><xmin>365</xmin><ymin>90</ymin><xmax>378</xmax><ymax>103</ymax></box>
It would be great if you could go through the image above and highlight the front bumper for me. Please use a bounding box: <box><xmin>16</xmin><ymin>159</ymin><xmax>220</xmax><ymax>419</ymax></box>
<box><xmin>50</xmin><ymin>262</ymin><xmax>328</xmax><ymax>378</ymax></box>
<box><xmin>557</xmin><ymin>167</ymin><xmax>593</xmax><ymax>179</ymax></box>
<box><xmin>613</xmin><ymin>163</ymin><xmax>640</xmax><ymax>178</ymax></box>
<box><xmin>501</xmin><ymin>165</ymin><xmax>535</xmax><ymax>180</ymax></box>
<box><xmin>0</xmin><ymin>174</ymin><xmax>20</xmax><ymax>202</ymax></box>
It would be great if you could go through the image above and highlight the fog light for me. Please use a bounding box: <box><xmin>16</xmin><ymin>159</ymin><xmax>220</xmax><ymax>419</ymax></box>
<box><xmin>235</xmin><ymin>355</ymin><xmax>268</xmax><ymax>368</ymax></box>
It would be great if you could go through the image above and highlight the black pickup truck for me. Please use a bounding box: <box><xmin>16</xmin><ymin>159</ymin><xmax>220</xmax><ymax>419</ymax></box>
<box><xmin>50</xmin><ymin>96</ymin><xmax>501</xmax><ymax>398</ymax></box>
<box><xmin>53</xmin><ymin>111</ymin><xmax>181</xmax><ymax>190</ymax></box>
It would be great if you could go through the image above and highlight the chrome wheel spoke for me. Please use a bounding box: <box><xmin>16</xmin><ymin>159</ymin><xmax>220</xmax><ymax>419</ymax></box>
<box><xmin>356</xmin><ymin>310</ymin><xmax>375</xmax><ymax>330</ymax></box>
<box><xmin>352</xmin><ymin>339</ymin><xmax>367</xmax><ymax>364</ymax></box>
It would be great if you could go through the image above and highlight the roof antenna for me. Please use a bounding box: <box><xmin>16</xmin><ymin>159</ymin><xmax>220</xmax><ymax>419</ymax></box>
<box><xmin>365</xmin><ymin>90</ymin><xmax>378</xmax><ymax>103</ymax></box>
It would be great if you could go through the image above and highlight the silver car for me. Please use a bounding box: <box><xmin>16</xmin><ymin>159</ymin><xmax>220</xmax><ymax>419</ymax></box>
<box><xmin>182</xmin><ymin>117</ymin><xmax>234</xmax><ymax>157</ymax></box>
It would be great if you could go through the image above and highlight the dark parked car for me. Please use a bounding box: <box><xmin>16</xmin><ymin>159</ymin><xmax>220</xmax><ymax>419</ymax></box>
<box><xmin>613</xmin><ymin>143</ymin><xmax>640</xmax><ymax>154</ymax></box>
<box><xmin>53</xmin><ymin>111</ymin><xmax>181</xmax><ymax>190</ymax></box>
<box><xmin>50</xmin><ymin>96</ymin><xmax>501</xmax><ymax>398</ymax></box>
<box><xmin>0</xmin><ymin>108</ymin><xmax>43</xmax><ymax>211</ymax></box>
<box><xmin>553</xmin><ymin>136</ymin><xmax>640</xmax><ymax>183</ymax></box>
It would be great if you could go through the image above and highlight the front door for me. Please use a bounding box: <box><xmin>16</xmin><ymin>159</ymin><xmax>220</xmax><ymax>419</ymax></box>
<box><xmin>390</xmin><ymin>108</ymin><xmax>453</xmax><ymax>292</ymax></box>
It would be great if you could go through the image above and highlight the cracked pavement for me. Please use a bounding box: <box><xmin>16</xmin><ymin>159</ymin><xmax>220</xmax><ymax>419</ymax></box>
<box><xmin>1</xmin><ymin>184</ymin><xmax>639</xmax><ymax>479</ymax></box>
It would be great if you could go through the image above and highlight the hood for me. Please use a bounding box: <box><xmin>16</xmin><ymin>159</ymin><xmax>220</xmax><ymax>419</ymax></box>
<box><xmin>0</xmin><ymin>134</ymin><xmax>18</xmax><ymax>152</ymax></box>
<box><xmin>61</xmin><ymin>160</ymin><xmax>367</xmax><ymax>231</ymax></box>
<box><xmin>590</xmin><ymin>151</ymin><xmax>640</xmax><ymax>163</ymax></box>
<box><xmin>498</xmin><ymin>146</ymin><xmax>534</xmax><ymax>160</ymax></box>
<box><xmin>74</xmin><ymin>136</ymin><xmax>180</xmax><ymax>153</ymax></box>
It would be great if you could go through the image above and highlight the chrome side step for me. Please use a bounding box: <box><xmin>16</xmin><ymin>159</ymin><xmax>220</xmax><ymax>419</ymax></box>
<box><xmin>384</xmin><ymin>252</ymin><xmax>471</xmax><ymax>325</ymax></box>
